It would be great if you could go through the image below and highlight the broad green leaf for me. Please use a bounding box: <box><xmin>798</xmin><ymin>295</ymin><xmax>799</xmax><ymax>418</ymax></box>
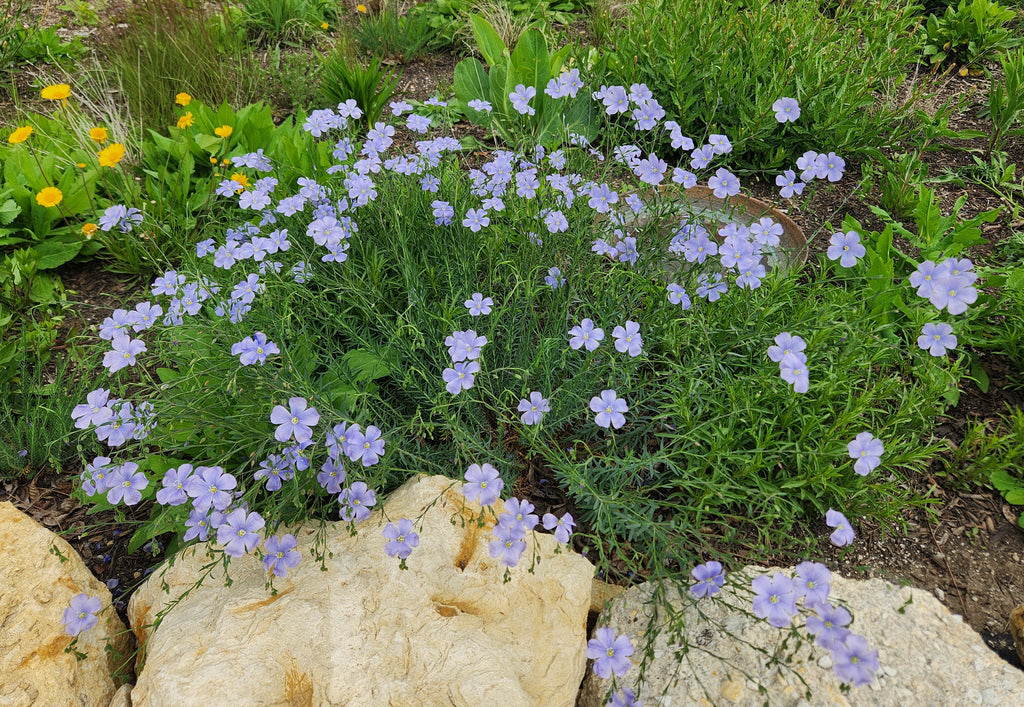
<box><xmin>343</xmin><ymin>348</ymin><xmax>391</xmax><ymax>382</ymax></box>
<box><xmin>469</xmin><ymin>14</ymin><xmax>508</xmax><ymax>68</ymax></box>
<box><xmin>34</xmin><ymin>238</ymin><xmax>82</xmax><ymax>270</ymax></box>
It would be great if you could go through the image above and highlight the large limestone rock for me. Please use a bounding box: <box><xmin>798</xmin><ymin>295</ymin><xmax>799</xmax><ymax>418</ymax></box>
<box><xmin>0</xmin><ymin>501</ymin><xmax>130</xmax><ymax>706</ymax></box>
<box><xmin>580</xmin><ymin>567</ymin><xmax>1024</xmax><ymax>706</ymax></box>
<box><xmin>129</xmin><ymin>474</ymin><xmax>594</xmax><ymax>706</ymax></box>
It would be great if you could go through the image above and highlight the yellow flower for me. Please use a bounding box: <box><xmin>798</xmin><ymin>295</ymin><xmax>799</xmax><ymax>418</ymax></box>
<box><xmin>177</xmin><ymin>112</ymin><xmax>195</xmax><ymax>130</ymax></box>
<box><xmin>35</xmin><ymin>187</ymin><xmax>63</xmax><ymax>208</ymax></box>
<box><xmin>98</xmin><ymin>143</ymin><xmax>126</xmax><ymax>168</ymax></box>
<box><xmin>230</xmin><ymin>172</ymin><xmax>250</xmax><ymax>191</ymax></box>
<box><xmin>7</xmin><ymin>126</ymin><xmax>32</xmax><ymax>144</ymax></box>
<box><xmin>81</xmin><ymin>223</ymin><xmax>98</xmax><ymax>238</ymax></box>
<box><xmin>357</xmin><ymin>4</ymin><xmax>366</xmax><ymax>12</ymax></box>
<box><xmin>89</xmin><ymin>126</ymin><xmax>108</xmax><ymax>143</ymax></box>
<box><xmin>210</xmin><ymin>157</ymin><xmax>218</xmax><ymax>164</ymax></box>
<box><xmin>959</xmin><ymin>66</ymin><xmax>969</xmax><ymax>77</ymax></box>
<box><xmin>175</xmin><ymin>92</ymin><xmax>192</xmax><ymax>106</ymax></box>
<box><xmin>321</xmin><ymin>21</ymin><xmax>329</xmax><ymax>29</ymax></box>
<box><xmin>76</xmin><ymin>162</ymin><xmax>86</xmax><ymax>169</ymax></box>
<box><xmin>40</xmin><ymin>84</ymin><xmax>71</xmax><ymax>101</ymax></box>
<box><xmin>214</xmin><ymin>125</ymin><xmax>233</xmax><ymax>138</ymax></box>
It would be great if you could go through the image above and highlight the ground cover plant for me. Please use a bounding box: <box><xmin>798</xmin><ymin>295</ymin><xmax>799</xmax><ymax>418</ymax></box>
<box><xmin>601</xmin><ymin>0</ymin><xmax>928</xmax><ymax>171</ymax></box>
<box><xmin>2</xmin><ymin>0</ymin><xmax>1023</xmax><ymax>700</ymax></box>
<box><xmin>56</xmin><ymin>69</ymin><xmax>998</xmax><ymax>694</ymax></box>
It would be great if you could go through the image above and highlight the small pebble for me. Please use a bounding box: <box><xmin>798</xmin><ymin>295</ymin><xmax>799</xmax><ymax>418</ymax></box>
<box><xmin>933</xmin><ymin>587</ymin><xmax>945</xmax><ymax>602</ymax></box>
<box><xmin>966</xmin><ymin>687</ymin><xmax>982</xmax><ymax>704</ymax></box>
<box><xmin>817</xmin><ymin>655</ymin><xmax>832</xmax><ymax>669</ymax></box>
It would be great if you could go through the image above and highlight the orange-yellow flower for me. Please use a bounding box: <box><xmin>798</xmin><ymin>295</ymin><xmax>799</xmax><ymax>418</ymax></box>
<box><xmin>177</xmin><ymin>112</ymin><xmax>195</xmax><ymax>130</ymax></box>
<box><xmin>89</xmin><ymin>127</ymin><xmax>108</xmax><ymax>143</ymax></box>
<box><xmin>98</xmin><ymin>143</ymin><xmax>126</xmax><ymax>168</ymax></box>
<box><xmin>356</xmin><ymin>4</ymin><xmax>366</xmax><ymax>12</ymax></box>
<box><xmin>40</xmin><ymin>84</ymin><xmax>71</xmax><ymax>101</ymax></box>
<box><xmin>81</xmin><ymin>223</ymin><xmax>98</xmax><ymax>238</ymax></box>
<box><xmin>7</xmin><ymin>126</ymin><xmax>32</xmax><ymax>144</ymax></box>
<box><xmin>230</xmin><ymin>172</ymin><xmax>251</xmax><ymax>190</ymax></box>
<box><xmin>321</xmin><ymin>21</ymin><xmax>329</xmax><ymax>29</ymax></box>
<box><xmin>214</xmin><ymin>125</ymin><xmax>233</xmax><ymax>138</ymax></box>
<box><xmin>36</xmin><ymin>187</ymin><xmax>63</xmax><ymax>208</ymax></box>
<box><xmin>175</xmin><ymin>92</ymin><xmax>192</xmax><ymax>106</ymax></box>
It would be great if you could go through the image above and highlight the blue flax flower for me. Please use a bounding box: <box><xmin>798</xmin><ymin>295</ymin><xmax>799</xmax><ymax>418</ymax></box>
<box><xmin>463</xmin><ymin>463</ymin><xmax>503</xmax><ymax>506</ymax></box>
<box><xmin>826</xmin><ymin>508</ymin><xmax>855</xmax><ymax>547</ymax></box>
<box><xmin>62</xmin><ymin>594</ymin><xmax>102</xmax><ymax>636</ymax></box>
<box><xmin>156</xmin><ymin>465</ymin><xmax>192</xmax><ymax>506</ymax></box>
<box><xmin>106</xmin><ymin>463</ymin><xmax>148</xmax><ymax>506</ymax></box>
<box><xmin>569</xmin><ymin>318</ymin><xmax>604</xmax><ymax>351</ymax></box>
<box><xmin>383</xmin><ymin>518</ymin><xmax>420</xmax><ymax>559</ymax></box>
<box><xmin>270</xmin><ymin>397</ymin><xmax>320</xmax><ymax>443</ymax></box>
<box><xmin>827</xmin><ymin>231</ymin><xmax>866</xmax><ymax>267</ymax></box>
<box><xmin>443</xmin><ymin>360</ymin><xmax>480</xmax><ymax>394</ymax></box>
<box><xmin>586</xmin><ymin>627</ymin><xmax>634</xmax><ymax>678</ymax></box>
<box><xmin>217</xmin><ymin>508</ymin><xmax>265</xmax><ymax>557</ymax></box>
<box><xmin>545</xmin><ymin>266</ymin><xmax>566</xmax><ymax>289</ymax></box>
<box><xmin>231</xmin><ymin>332</ymin><xmax>280</xmax><ymax>366</ymax></box>
<box><xmin>607</xmin><ymin>688</ymin><xmax>642</xmax><ymax>707</ymax></box>
<box><xmin>339</xmin><ymin>482</ymin><xmax>377</xmax><ymax>522</ymax></box>
<box><xmin>509</xmin><ymin>84</ymin><xmax>536</xmax><ymax>115</ymax></box>
<box><xmin>772</xmin><ymin>97</ymin><xmax>800</xmax><ymax>122</ymax></box>
<box><xmin>918</xmin><ymin>322</ymin><xmax>957</xmax><ymax>356</ymax></box>
<box><xmin>542</xmin><ymin>512</ymin><xmax>575</xmax><ymax>543</ymax></box>
<box><xmin>346</xmin><ymin>424</ymin><xmax>385</xmax><ymax>466</ymax></box>
<box><xmin>72</xmin><ymin>388</ymin><xmax>114</xmax><ymax>429</ymax></box>
<box><xmin>612</xmin><ymin>321</ymin><xmax>643</xmax><ymax>357</ymax></box>
<box><xmin>465</xmin><ymin>293</ymin><xmax>494</xmax><ymax>316</ymax></box>
<box><xmin>806</xmin><ymin>602</ymin><xmax>852</xmax><ymax>650</ymax></box>
<box><xmin>489</xmin><ymin>522</ymin><xmax>527</xmax><ymax>567</ymax></box>
<box><xmin>590</xmin><ymin>390</ymin><xmax>628</xmax><ymax>429</ymax></box>
<box><xmin>751</xmin><ymin>572</ymin><xmax>798</xmax><ymax>628</ymax></box>
<box><xmin>847</xmin><ymin>432</ymin><xmax>884</xmax><ymax>476</ymax></box>
<box><xmin>518</xmin><ymin>391</ymin><xmax>550</xmax><ymax>425</ymax></box>
<box><xmin>263</xmin><ymin>534</ymin><xmax>301</xmax><ymax>577</ymax></box>
<box><xmin>185</xmin><ymin>466</ymin><xmax>237</xmax><ymax>513</ymax></box>
<box><xmin>794</xmin><ymin>561</ymin><xmax>831</xmax><ymax>607</ymax></box>
<box><xmin>831</xmin><ymin>634</ymin><xmax>879</xmax><ymax>687</ymax></box>
<box><xmin>690</xmin><ymin>561</ymin><xmax>726</xmax><ymax>598</ymax></box>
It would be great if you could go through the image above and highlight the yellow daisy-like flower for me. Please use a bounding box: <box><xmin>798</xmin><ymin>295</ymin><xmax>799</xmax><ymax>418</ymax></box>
<box><xmin>356</xmin><ymin>4</ymin><xmax>366</xmax><ymax>12</ymax></box>
<box><xmin>98</xmin><ymin>143</ymin><xmax>126</xmax><ymax>168</ymax></box>
<box><xmin>210</xmin><ymin>157</ymin><xmax>218</xmax><ymax>164</ymax></box>
<box><xmin>76</xmin><ymin>162</ymin><xmax>87</xmax><ymax>169</ymax></box>
<box><xmin>230</xmin><ymin>172</ymin><xmax>251</xmax><ymax>190</ymax></box>
<box><xmin>177</xmin><ymin>112</ymin><xmax>195</xmax><ymax>130</ymax></box>
<box><xmin>175</xmin><ymin>92</ymin><xmax>192</xmax><ymax>106</ymax></box>
<box><xmin>40</xmin><ymin>84</ymin><xmax>71</xmax><ymax>101</ymax></box>
<box><xmin>89</xmin><ymin>126</ymin><xmax>108</xmax><ymax>143</ymax></box>
<box><xmin>8</xmin><ymin>126</ymin><xmax>32</xmax><ymax>144</ymax></box>
<box><xmin>81</xmin><ymin>222</ymin><xmax>98</xmax><ymax>238</ymax></box>
<box><xmin>321</xmin><ymin>21</ymin><xmax>329</xmax><ymax>29</ymax></box>
<box><xmin>214</xmin><ymin>125</ymin><xmax>233</xmax><ymax>138</ymax></box>
<box><xmin>36</xmin><ymin>186</ymin><xmax>63</xmax><ymax>208</ymax></box>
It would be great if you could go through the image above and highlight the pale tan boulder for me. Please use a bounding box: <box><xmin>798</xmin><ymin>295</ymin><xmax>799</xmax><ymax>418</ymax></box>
<box><xmin>0</xmin><ymin>501</ymin><xmax>131</xmax><ymax>707</ymax></box>
<box><xmin>129</xmin><ymin>474</ymin><xmax>594</xmax><ymax>706</ymax></box>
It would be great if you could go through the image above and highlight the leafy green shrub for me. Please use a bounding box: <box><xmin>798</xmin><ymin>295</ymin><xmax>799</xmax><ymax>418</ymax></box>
<box><xmin>921</xmin><ymin>0</ymin><xmax>1021</xmax><ymax>70</ymax></box>
<box><xmin>985</xmin><ymin>47</ymin><xmax>1024</xmax><ymax>155</ymax></box>
<box><xmin>603</xmin><ymin>0</ymin><xmax>927</xmax><ymax>171</ymax></box>
<box><xmin>0</xmin><ymin>349</ymin><xmax>101</xmax><ymax>479</ymax></box>
<box><xmin>349</xmin><ymin>0</ymin><xmax>432</xmax><ymax>62</ymax></box>
<box><xmin>101</xmin><ymin>0</ymin><xmax>265</xmax><ymax>131</ymax></box>
<box><xmin>319</xmin><ymin>50</ymin><xmax>401</xmax><ymax>130</ymax></box>
<box><xmin>239</xmin><ymin>0</ymin><xmax>335</xmax><ymax>46</ymax></box>
<box><xmin>453</xmin><ymin>15</ymin><xmax>599</xmax><ymax>147</ymax></box>
<box><xmin>412</xmin><ymin>0</ymin><xmax>590</xmax><ymax>51</ymax></box>
<box><xmin>73</xmin><ymin>80</ymin><xmax>964</xmax><ymax>585</ymax></box>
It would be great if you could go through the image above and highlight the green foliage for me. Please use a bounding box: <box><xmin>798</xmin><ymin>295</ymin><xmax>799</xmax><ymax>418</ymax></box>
<box><xmin>943</xmin><ymin>410</ymin><xmax>1024</xmax><ymax>524</ymax></box>
<box><xmin>84</xmin><ymin>94</ymin><xmax>965</xmax><ymax>573</ymax></box>
<box><xmin>319</xmin><ymin>50</ymin><xmax>401</xmax><ymax>130</ymax></box>
<box><xmin>921</xmin><ymin>0</ymin><xmax>1021</xmax><ymax>69</ymax></box>
<box><xmin>239</xmin><ymin>0</ymin><xmax>335</xmax><ymax>46</ymax></box>
<box><xmin>0</xmin><ymin>349</ymin><xmax>100</xmax><ymax>480</ymax></box>
<box><xmin>57</xmin><ymin>0</ymin><xmax>105</xmax><ymax>26</ymax></box>
<box><xmin>349</xmin><ymin>0</ymin><xmax>432</xmax><ymax>62</ymax></box>
<box><xmin>985</xmin><ymin>47</ymin><xmax>1024</xmax><ymax>156</ymax></box>
<box><xmin>604</xmin><ymin>0</ymin><xmax>927</xmax><ymax>170</ymax></box>
<box><xmin>101</xmin><ymin>0</ymin><xmax>266</xmax><ymax>131</ymax></box>
<box><xmin>412</xmin><ymin>0</ymin><xmax>590</xmax><ymax>51</ymax></box>
<box><xmin>453</xmin><ymin>15</ymin><xmax>598</xmax><ymax>147</ymax></box>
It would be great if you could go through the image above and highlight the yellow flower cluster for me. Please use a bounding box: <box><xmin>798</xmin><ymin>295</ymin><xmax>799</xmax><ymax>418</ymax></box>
<box><xmin>214</xmin><ymin>125</ymin><xmax>233</xmax><ymax>138</ymax></box>
<box><xmin>175</xmin><ymin>92</ymin><xmax>192</xmax><ymax>107</ymax></box>
<box><xmin>177</xmin><ymin>112</ymin><xmax>195</xmax><ymax>130</ymax></box>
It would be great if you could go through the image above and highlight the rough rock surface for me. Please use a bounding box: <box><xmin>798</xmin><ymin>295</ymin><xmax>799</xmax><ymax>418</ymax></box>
<box><xmin>580</xmin><ymin>567</ymin><xmax>1024</xmax><ymax>706</ymax></box>
<box><xmin>0</xmin><ymin>501</ymin><xmax>130</xmax><ymax>707</ymax></box>
<box><xmin>1012</xmin><ymin>605</ymin><xmax>1024</xmax><ymax>668</ymax></box>
<box><xmin>129</xmin><ymin>474</ymin><xmax>593</xmax><ymax>706</ymax></box>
